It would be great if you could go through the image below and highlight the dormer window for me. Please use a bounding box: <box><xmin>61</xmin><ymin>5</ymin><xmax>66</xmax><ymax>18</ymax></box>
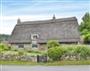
<box><xmin>31</xmin><ymin>34</ymin><xmax>39</xmax><ymax>40</ymax></box>
<box><xmin>31</xmin><ymin>34</ymin><xmax>39</xmax><ymax>48</ymax></box>
<box><xmin>18</xmin><ymin>44</ymin><xmax>24</xmax><ymax>48</ymax></box>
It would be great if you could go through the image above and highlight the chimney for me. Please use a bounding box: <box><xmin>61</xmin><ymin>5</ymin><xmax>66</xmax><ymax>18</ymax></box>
<box><xmin>53</xmin><ymin>14</ymin><xmax>56</xmax><ymax>20</ymax></box>
<box><xmin>52</xmin><ymin>14</ymin><xmax>56</xmax><ymax>22</ymax></box>
<box><xmin>17</xmin><ymin>18</ymin><xmax>21</xmax><ymax>24</ymax></box>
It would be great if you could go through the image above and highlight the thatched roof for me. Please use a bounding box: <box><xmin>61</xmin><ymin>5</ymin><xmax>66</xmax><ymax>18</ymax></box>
<box><xmin>9</xmin><ymin>16</ymin><xmax>80</xmax><ymax>44</ymax></box>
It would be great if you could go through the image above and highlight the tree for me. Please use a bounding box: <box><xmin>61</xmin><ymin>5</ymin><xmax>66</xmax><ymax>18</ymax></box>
<box><xmin>79</xmin><ymin>12</ymin><xmax>90</xmax><ymax>43</ymax></box>
<box><xmin>0</xmin><ymin>34</ymin><xmax>10</xmax><ymax>42</ymax></box>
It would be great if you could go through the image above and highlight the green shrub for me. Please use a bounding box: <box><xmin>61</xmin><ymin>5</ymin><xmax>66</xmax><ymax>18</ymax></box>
<box><xmin>60</xmin><ymin>46</ymin><xmax>76</xmax><ymax>60</ymax></box>
<box><xmin>0</xmin><ymin>43</ymin><xmax>11</xmax><ymax>51</ymax></box>
<box><xmin>83</xmin><ymin>33</ymin><xmax>90</xmax><ymax>43</ymax></box>
<box><xmin>47</xmin><ymin>44</ymin><xmax>90</xmax><ymax>61</ymax></box>
<box><xmin>47</xmin><ymin>40</ymin><xmax>60</xmax><ymax>48</ymax></box>
<box><xmin>74</xmin><ymin>45</ymin><xmax>90</xmax><ymax>60</ymax></box>
<box><xmin>48</xmin><ymin>46</ymin><xmax>64</xmax><ymax>61</ymax></box>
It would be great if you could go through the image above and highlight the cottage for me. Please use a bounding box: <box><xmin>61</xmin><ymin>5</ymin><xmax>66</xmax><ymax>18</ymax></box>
<box><xmin>9</xmin><ymin>15</ymin><xmax>80</xmax><ymax>50</ymax></box>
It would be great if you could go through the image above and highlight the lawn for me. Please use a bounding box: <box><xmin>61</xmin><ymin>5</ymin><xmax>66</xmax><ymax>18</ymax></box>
<box><xmin>0</xmin><ymin>60</ymin><xmax>90</xmax><ymax>65</ymax></box>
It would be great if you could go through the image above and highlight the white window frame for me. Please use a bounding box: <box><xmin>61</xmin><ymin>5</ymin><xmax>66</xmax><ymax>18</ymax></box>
<box><xmin>31</xmin><ymin>34</ymin><xmax>39</xmax><ymax>40</ymax></box>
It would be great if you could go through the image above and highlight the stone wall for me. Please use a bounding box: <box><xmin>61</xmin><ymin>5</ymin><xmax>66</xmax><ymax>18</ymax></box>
<box><xmin>0</xmin><ymin>53</ymin><xmax>48</xmax><ymax>62</ymax></box>
<box><xmin>0</xmin><ymin>53</ymin><xmax>37</xmax><ymax>62</ymax></box>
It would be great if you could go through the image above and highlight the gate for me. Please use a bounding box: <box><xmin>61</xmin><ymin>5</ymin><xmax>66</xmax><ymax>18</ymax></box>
<box><xmin>37</xmin><ymin>55</ymin><xmax>47</xmax><ymax>62</ymax></box>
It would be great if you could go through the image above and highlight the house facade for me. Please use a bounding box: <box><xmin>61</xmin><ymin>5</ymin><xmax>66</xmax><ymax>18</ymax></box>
<box><xmin>9</xmin><ymin>16</ymin><xmax>80</xmax><ymax>51</ymax></box>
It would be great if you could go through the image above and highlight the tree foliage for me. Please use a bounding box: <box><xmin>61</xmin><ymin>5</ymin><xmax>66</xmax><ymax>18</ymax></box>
<box><xmin>79</xmin><ymin>12</ymin><xmax>90</xmax><ymax>43</ymax></box>
<box><xmin>0</xmin><ymin>34</ymin><xmax>10</xmax><ymax>42</ymax></box>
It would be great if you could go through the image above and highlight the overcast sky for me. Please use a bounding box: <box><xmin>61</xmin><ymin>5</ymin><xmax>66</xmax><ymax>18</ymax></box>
<box><xmin>0</xmin><ymin>0</ymin><xmax>90</xmax><ymax>34</ymax></box>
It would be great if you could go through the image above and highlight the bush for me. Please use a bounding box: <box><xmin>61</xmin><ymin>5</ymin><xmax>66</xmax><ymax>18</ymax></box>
<box><xmin>48</xmin><ymin>46</ymin><xmax>64</xmax><ymax>61</ymax></box>
<box><xmin>61</xmin><ymin>45</ymin><xmax>90</xmax><ymax>60</ymax></box>
<box><xmin>0</xmin><ymin>43</ymin><xmax>11</xmax><ymax>51</ymax></box>
<box><xmin>62</xmin><ymin>47</ymin><xmax>76</xmax><ymax>60</ymax></box>
<box><xmin>83</xmin><ymin>33</ymin><xmax>90</xmax><ymax>43</ymax></box>
<box><xmin>48</xmin><ymin>44</ymin><xmax>90</xmax><ymax>61</ymax></box>
<box><xmin>47</xmin><ymin>40</ymin><xmax>60</xmax><ymax>48</ymax></box>
<box><xmin>74</xmin><ymin>45</ymin><xmax>90</xmax><ymax>60</ymax></box>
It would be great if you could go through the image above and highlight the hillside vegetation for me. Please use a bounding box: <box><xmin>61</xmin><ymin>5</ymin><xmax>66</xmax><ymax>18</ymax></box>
<box><xmin>0</xmin><ymin>34</ymin><xmax>10</xmax><ymax>42</ymax></box>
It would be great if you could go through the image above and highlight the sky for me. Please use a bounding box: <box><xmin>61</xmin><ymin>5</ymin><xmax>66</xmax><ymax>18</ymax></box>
<box><xmin>0</xmin><ymin>0</ymin><xmax>90</xmax><ymax>34</ymax></box>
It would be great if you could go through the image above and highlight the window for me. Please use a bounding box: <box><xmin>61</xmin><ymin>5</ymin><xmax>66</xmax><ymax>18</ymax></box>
<box><xmin>31</xmin><ymin>40</ymin><xmax>38</xmax><ymax>48</ymax></box>
<box><xmin>31</xmin><ymin>34</ymin><xmax>39</xmax><ymax>48</ymax></box>
<box><xmin>33</xmin><ymin>35</ymin><xmax>38</xmax><ymax>39</ymax></box>
<box><xmin>31</xmin><ymin>34</ymin><xmax>39</xmax><ymax>40</ymax></box>
<box><xmin>32</xmin><ymin>44</ymin><xmax>38</xmax><ymax>48</ymax></box>
<box><xmin>18</xmin><ymin>44</ymin><xmax>24</xmax><ymax>48</ymax></box>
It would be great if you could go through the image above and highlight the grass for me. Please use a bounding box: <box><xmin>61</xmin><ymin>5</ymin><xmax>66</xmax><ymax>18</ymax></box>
<box><xmin>0</xmin><ymin>60</ymin><xmax>90</xmax><ymax>65</ymax></box>
<box><xmin>46</xmin><ymin>60</ymin><xmax>90</xmax><ymax>66</ymax></box>
<box><xmin>0</xmin><ymin>60</ymin><xmax>38</xmax><ymax>65</ymax></box>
